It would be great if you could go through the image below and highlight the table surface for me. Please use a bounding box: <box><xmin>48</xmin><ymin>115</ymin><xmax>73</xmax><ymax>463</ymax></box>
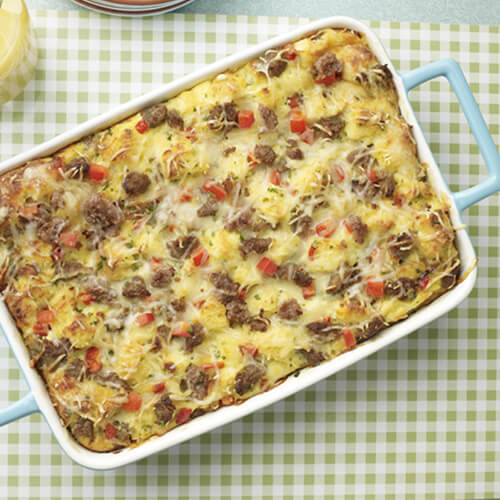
<box><xmin>25</xmin><ymin>0</ymin><xmax>500</xmax><ymax>25</ymax></box>
<box><xmin>1</xmin><ymin>9</ymin><xmax>500</xmax><ymax>500</ymax></box>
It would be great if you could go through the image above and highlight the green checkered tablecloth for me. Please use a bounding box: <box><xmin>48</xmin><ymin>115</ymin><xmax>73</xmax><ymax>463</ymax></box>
<box><xmin>0</xmin><ymin>11</ymin><xmax>499</xmax><ymax>499</ymax></box>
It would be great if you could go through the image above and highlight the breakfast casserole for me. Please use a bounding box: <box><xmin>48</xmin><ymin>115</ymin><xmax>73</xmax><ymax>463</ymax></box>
<box><xmin>0</xmin><ymin>28</ymin><xmax>460</xmax><ymax>451</ymax></box>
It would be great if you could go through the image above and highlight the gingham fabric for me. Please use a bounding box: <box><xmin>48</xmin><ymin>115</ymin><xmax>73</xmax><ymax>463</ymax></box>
<box><xmin>0</xmin><ymin>11</ymin><xmax>499</xmax><ymax>499</ymax></box>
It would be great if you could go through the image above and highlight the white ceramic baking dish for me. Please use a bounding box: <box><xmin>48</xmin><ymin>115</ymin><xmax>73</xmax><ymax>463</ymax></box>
<box><xmin>1</xmin><ymin>16</ymin><xmax>499</xmax><ymax>470</ymax></box>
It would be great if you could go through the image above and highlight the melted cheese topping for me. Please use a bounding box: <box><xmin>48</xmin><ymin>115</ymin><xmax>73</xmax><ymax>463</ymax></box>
<box><xmin>0</xmin><ymin>28</ymin><xmax>460</xmax><ymax>452</ymax></box>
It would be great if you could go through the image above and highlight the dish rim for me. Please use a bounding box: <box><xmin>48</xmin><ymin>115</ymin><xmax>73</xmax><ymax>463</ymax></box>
<box><xmin>0</xmin><ymin>15</ymin><xmax>480</xmax><ymax>470</ymax></box>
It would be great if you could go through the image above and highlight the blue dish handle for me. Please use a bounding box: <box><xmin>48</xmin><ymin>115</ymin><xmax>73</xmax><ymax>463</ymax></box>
<box><xmin>0</xmin><ymin>391</ymin><xmax>38</xmax><ymax>426</ymax></box>
<box><xmin>401</xmin><ymin>58</ymin><xmax>500</xmax><ymax>212</ymax></box>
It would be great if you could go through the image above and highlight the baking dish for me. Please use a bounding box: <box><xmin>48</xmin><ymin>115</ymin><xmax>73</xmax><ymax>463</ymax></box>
<box><xmin>0</xmin><ymin>16</ymin><xmax>499</xmax><ymax>470</ymax></box>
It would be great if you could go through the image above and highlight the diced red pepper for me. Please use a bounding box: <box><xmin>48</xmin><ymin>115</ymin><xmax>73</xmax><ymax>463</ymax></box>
<box><xmin>175</xmin><ymin>407</ymin><xmax>192</xmax><ymax>425</ymax></box>
<box><xmin>366</xmin><ymin>278</ymin><xmax>385</xmax><ymax>299</ymax></box>
<box><xmin>302</xmin><ymin>282</ymin><xmax>315</xmax><ymax>299</ymax></box>
<box><xmin>333</xmin><ymin>165</ymin><xmax>345</xmax><ymax>183</ymax></box>
<box><xmin>150</xmin><ymin>257</ymin><xmax>163</xmax><ymax>271</ymax></box>
<box><xmin>202</xmin><ymin>179</ymin><xmax>227</xmax><ymax>200</ymax></box>
<box><xmin>136</xmin><ymin>312</ymin><xmax>155</xmax><ymax>326</ymax></box>
<box><xmin>419</xmin><ymin>273</ymin><xmax>430</xmax><ymax>290</ymax></box>
<box><xmin>37</xmin><ymin>309</ymin><xmax>56</xmax><ymax>324</ymax></box>
<box><xmin>237</xmin><ymin>287</ymin><xmax>247</xmax><ymax>300</ymax></box>
<box><xmin>315</xmin><ymin>74</ymin><xmax>336</xmax><ymax>85</ymax></box>
<box><xmin>89</xmin><ymin>163</ymin><xmax>109</xmax><ymax>182</ymax></box>
<box><xmin>290</xmin><ymin>111</ymin><xmax>306</xmax><ymax>134</ymax></box>
<box><xmin>270</xmin><ymin>169</ymin><xmax>281</xmax><ymax>186</ymax></box>
<box><xmin>152</xmin><ymin>382</ymin><xmax>165</xmax><ymax>394</ymax></box>
<box><xmin>135</xmin><ymin>119</ymin><xmax>149</xmax><ymax>134</ymax></box>
<box><xmin>283</xmin><ymin>45</ymin><xmax>297</xmax><ymax>60</ymax></box>
<box><xmin>238</xmin><ymin>110</ymin><xmax>255</xmax><ymax>129</ymax></box>
<box><xmin>257</xmin><ymin>257</ymin><xmax>277</xmax><ymax>276</ymax></box>
<box><xmin>395</xmin><ymin>193</ymin><xmax>405</xmax><ymax>207</ymax></box>
<box><xmin>343</xmin><ymin>328</ymin><xmax>357</xmax><ymax>348</ymax></box>
<box><xmin>315</xmin><ymin>218</ymin><xmax>339</xmax><ymax>238</ymax></box>
<box><xmin>19</xmin><ymin>204</ymin><xmax>38</xmax><ymax>218</ymax></box>
<box><xmin>247</xmin><ymin>153</ymin><xmax>259</xmax><ymax>167</ymax></box>
<box><xmin>193</xmin><ymin>299</ymin><xmax>206</xmax><ymax>309</ymax></box>
<box><xmin>105</xmin><ymin>423</ymin><xmax>116</xmax><ymax>439</ymax></box>
<box><xmin>33</xmin><ymin>323</ymin><xmax>49</xmax><ymax>336</ymax></box>
<box><xmin>344</xmin><ymin>220</ymin><xmax>353</xmax><ymax>233</ymax></box>
<box><xmin>239</xmin><ymin>344</ymin><xmax>259</xmax><ymax>358</ymax></box>
<box><xmin>367</xmin><ymin>168</ymin><xmax>378</xmax><ymax>183</ymax></box>
<box><xmin>308</xmin><ymin>244</ymin><xmax>317</xmax><ymax>260</ymax></box>
<box><xmin>85</xmin><ymin>347</ymin><xmax>102</xmax><ymax>374</ymax></box>
<box><xmin>201</xmin><ymin>361</ymin><xmax>225</xmax><ymax>371</ymax></box>
<box><xmin>287</xmin><ymin>94</ymin><xmax>301</xmax><ymax>108</ymax></box>
<box><xmin>59</xmin><ymin>232</ymin><xmax>78</xmax><ymax>248</ymax></box>
<box><xmin>178</xmin><ymin>189</ymin><xmax>193</xmax><ymax>202</ymax></box>
<box><xmin>80</xmin><ymin>292</ymin><xmax>94</xmax><ymax>305</ymax></box>
<box><xmin>172</xmin><ymin>321</ymin><xmax>192</xmax><ymax>338</ymax></box>
<box><xmin>192</xmin><ymin>246</ymin><xmax>209</xmax><ymax>266</ymax></box>
<box><xmin>122</xmin><ymin>391</ymin><xmax>142</xmax><ymax>412</ymax></box>
<box><xmin>184</xmin><ymin>127</ymin><xmax>197</xmax><ymax>141</ymax></box>
<box><xmin>300</xmin><ymin>127</ymin><xmax>315</xmax><ymax>145</ymax></box>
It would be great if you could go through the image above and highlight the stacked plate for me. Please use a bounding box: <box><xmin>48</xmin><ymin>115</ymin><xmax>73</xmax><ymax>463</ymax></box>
<box><xmin>70</xmin><ymin>0</ymin><xmax>196</xmax><ymax>17</ymax></box>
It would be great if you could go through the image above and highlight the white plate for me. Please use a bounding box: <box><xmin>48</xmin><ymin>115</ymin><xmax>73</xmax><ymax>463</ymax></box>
<box><xmin>69</xmin><ymin>0</ymin><xmax>195</xmax><ymax>16</ymax></box>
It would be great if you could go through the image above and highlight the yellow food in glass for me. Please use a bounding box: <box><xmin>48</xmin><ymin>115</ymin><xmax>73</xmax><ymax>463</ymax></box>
<box><xmin>0</xmin><ymin>0</ymin><xmax>37</xmax><ymax>104</ymax></box>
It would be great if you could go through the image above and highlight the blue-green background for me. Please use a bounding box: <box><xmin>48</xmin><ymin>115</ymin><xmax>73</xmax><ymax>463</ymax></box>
<box><xmin>25</xmin><ymin>0</ymin><xmax>500</xmax><ymax>25</ymax></box>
